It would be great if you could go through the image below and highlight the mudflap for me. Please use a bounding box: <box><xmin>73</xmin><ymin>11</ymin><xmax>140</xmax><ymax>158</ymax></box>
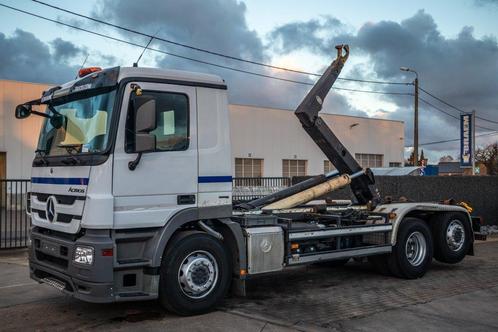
<box><xmin>472</xmin><ymin>216</ymin><xmax>487</xmax><ymax>242</ymax></box>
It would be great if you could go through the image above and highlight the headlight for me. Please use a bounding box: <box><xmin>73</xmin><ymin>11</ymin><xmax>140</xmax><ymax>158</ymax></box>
<box><xmin>74</xmin><ymin>246</ymin><xmax>94</xmax><ymax>265</ymax></box>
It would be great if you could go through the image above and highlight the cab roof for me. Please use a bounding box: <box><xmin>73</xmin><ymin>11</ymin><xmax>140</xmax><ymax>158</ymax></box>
<box><xmin>118</xmin><ymin>67</ymin><xmax>226</xmax><ymax>88</ymax></box>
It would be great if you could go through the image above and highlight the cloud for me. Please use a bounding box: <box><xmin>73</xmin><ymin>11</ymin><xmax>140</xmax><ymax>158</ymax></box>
<box><xmin>0</xmin><ymin>29</ymin><xmax>83</xmax><ymax>84</ymax></box>
<box><xmin>51</xmin><ymin>38</ymin><xmax>87</xmax><ymax>62</ymax></box>
<box><xmin>91</xmin><ymin>0</ymin><xmax>362</xmax><ymax>115</ymax></box>
<box><xmin>474</xmin><ymin>0</ymin><xmax>498</xmax><ymax>7</ymax></box>
<box><xmin>268</xmin><ymin>10</ymin><xmax>498</xmax><ymax>160</ymax></box>
<box><xmin>269</xmin><ymin>16</ymin><xmax>349</xmax><ymax>55</ymax></box>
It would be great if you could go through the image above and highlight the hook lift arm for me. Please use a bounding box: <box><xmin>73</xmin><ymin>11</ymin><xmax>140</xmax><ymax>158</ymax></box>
<box><xmin>295</xmin><ymin>45</ymin><xmax>380</xmax><ymax>206</ymax></box>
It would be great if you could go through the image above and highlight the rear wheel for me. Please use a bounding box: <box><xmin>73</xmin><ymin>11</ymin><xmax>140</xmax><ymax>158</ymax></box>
<box><xmin>432</xmin><ymin>212</ymin><xmax>471</xmax><ymax>264</ymax></box>
<box><xmin>388</xmin><ymin>217</ymin><xmax>433</xmax><ymax>279</ymax></box>
<box><xmin>159</xmin><ymin>231</ymin><xmax>231</xmax><ymax>315</ymax></box>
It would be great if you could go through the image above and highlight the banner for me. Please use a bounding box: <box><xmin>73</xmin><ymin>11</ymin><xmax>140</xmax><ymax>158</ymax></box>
<box><xmin>460</xmin><ymin>113</ymin><xmax>473</xmax><ymax>168</ymax></box>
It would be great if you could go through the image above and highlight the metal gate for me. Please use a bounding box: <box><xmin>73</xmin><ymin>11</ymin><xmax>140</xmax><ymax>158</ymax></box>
<box><xmin>232</xmin><ymin>177</ymin><xmax>291</xmax><ymax>202</ymax></box>
<box><xmin>0</xmin><ymin>179</ymin><xmax>30</xmax><ymax>249</ymax></box>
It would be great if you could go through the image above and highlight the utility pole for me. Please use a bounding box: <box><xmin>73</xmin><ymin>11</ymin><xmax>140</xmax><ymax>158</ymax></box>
<box><xmin>400</xmin><ymin>67</ymin><xmax>419</xmax><ymax>166</ymax></box>
<box><xmin>414</xmin><ymin>76</ymin><xmax>419</xmax><ymax>166</ymax></box>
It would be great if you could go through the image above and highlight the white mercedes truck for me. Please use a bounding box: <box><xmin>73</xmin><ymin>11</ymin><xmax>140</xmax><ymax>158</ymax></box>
<box><xmin>16</xmin><ymin>45</ymin><xmax>483</xmax><ymax>315</ymax></box>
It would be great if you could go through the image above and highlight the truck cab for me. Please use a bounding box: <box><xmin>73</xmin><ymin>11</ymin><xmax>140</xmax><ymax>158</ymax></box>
<box><xmin>23</xmin><ymin>66</ymin><xmax>235</xmax><ymax>306</ymax></box>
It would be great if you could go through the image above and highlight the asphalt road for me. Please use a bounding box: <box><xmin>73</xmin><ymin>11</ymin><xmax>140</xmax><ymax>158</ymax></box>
<box><xmin>0</xmin><ymin>241</ymin><xmax>497</xmax><ymax>331</ymax></box>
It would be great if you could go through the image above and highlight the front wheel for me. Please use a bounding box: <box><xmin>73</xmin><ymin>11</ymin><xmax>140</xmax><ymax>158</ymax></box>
<box><xmin>159</xmin><ymin>231</ymin><xmax>231</xmax><ymax>315</ymax></box>
<box><xmin>388</xmin><ymin>217</ymin><xmax>433</xmax><ymax>279</ymax></box>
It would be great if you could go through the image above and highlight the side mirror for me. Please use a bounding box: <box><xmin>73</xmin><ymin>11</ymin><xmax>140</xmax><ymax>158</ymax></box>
<box><xmin>133</xmin><ymin>96</ymin><xmax>157</xmax><ymax>153</ymax></box>
<box><xmin>15</xmin><ymin>104</ymin><xmax>32</xmax><ymax>119</ymax></box>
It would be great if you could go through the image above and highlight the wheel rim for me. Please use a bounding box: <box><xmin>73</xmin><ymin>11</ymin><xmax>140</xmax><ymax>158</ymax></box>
<box><xmin>405</xmin><ymin>231</ymin><xmax>427</xmax><ymax>266</ymax></box>
<box><xmin>178</xmin><ymin>250</ymin><xmax>218</xmax><ymax>299</ymax></box>
<box><xmin>446</xmin><ymin>219</ymin><xmax>465</xmax><ymax>251</ymax></box>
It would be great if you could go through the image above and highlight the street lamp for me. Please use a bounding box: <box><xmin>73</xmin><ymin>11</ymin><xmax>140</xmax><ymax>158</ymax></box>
<box><xmin>400</xmin><ymin>67</ymin><xmax>419</xmax><ymax>166</ymax></box>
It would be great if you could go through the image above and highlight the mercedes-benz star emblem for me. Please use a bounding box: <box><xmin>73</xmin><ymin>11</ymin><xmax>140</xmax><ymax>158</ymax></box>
<box><xmin>46</xmin><ymin>196</ymin><xmax>57</xmax><ymax>222</ymax></box>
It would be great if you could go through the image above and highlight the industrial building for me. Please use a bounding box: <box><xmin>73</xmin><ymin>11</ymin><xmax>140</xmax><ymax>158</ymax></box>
<box><xmin>0</xmin><ymin>79</ymin><xmax>405</xmax><ymax>179</ymax></box>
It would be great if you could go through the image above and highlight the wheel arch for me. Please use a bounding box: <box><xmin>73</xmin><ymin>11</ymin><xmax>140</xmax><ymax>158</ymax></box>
<box><xmin>150</xmin><ymin>206</ymin><xmax>246</xmax><ymax>276</ymax></box>
<box><xmin>378</xmin><ymin>203</ymin><xmax>473</xmax><ymax>246</ymax></box>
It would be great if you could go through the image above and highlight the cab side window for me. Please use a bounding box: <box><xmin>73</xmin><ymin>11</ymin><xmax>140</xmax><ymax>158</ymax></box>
<box><xmin>126</xmin><ymin>90</ymin><xmax>189</xmax><ymax>152</ymax></box>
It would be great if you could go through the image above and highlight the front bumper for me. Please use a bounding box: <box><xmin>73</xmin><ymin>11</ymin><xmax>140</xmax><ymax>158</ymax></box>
<box><xmin>29</xmin><ymin>226</ymin><xmax>161</xmax><ymax>303</ymax></box>
<box><xmin>29</xmin><ymin>226</ymin><xmax>116</xmax><ymax>303</ymax></box>
<box><xmin>30</xmin><ymin>261</ymin><xmax>115</xmax><ymax>303</ymax></box>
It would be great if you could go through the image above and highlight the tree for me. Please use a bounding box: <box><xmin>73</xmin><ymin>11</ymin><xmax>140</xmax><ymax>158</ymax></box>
<box><xmin>439</xmin><ymin>155</ymin><xmax>454</xmax><ymax>162</ymax></box>
<box><xmin>405</xmin><ymin>150</ymin><xmax>427</xmax><ymax>166</ymax></box>
<box><xmin>419</xmin><ymin>149</ymin><xmax>428</xmax><ymax>166</ymax></box>
<box><xmin>406</xmin><ymin>151</ymin><xmax>415</xmax><ymax>166</ymax></box>
<box><xmin>475</xmin><ymin>143</ymin><xmax>498</xmax><ymax>175</ymax></box>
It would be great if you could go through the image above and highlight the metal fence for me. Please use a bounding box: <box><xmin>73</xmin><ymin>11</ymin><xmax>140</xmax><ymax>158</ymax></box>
<box><xmin>232</xmin><ymin>177</ymin><xmax>290</xmax><ymax>202</ymax></box>
<box><xmin>0</xmin><ymin>179</ymin><xmax>31</xmax><ymax>249</ymax></box>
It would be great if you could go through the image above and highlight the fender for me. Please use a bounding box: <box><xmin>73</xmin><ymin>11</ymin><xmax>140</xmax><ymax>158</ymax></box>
<box><xmin>149</xmin><ymin>205</ymin><xmax>246</xmax><ymax>273</ymax></box>
<box><xmin>374</xmin><ymin>202</ymin><xmax>473</xmax><ymax>246</ymax></box>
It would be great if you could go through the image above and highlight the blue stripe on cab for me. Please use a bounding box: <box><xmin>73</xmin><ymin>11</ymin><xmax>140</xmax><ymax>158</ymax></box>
<box><xmin>31</xmin><ymin>177</ymin><xmax>89</xmax><ymax>185</ymax></box>
<box><xmin>198</xmin><ymin>176</ymin><xmax>232</xmax><ymax>183</ymax></box>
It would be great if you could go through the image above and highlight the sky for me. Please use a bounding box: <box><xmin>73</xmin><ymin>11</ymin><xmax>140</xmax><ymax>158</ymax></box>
<box><xmin>1</xmin><ymin>0</ymin><xmax>498</xmax><ymax>163</ymax></box>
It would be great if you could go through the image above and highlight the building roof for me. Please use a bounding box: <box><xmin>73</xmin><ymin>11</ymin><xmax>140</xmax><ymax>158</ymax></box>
<box><xmin>371</xmin><ymin>167</ymin><xmax>422</xmax><ymax>176</ymax></box>
<box><xmin>438</xmin><ymin>162</ymin><xmax>464</xmax><ymax>174</ymax></box>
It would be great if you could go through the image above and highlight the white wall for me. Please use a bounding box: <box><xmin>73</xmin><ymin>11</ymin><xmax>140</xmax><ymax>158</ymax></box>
<box><xmin>229</xmin><ymin>104</ymin><xmax>405</xmax><ymax>177</ymax></box>
<box><xmin>0</xmin><ymin>80</ymin><xmax>405</xmax><ymax>179</ymax></box>
<box><xmin>0</xmin><ymin>80</ymin><xmax>51</xmax><ymax>179</ymax></box>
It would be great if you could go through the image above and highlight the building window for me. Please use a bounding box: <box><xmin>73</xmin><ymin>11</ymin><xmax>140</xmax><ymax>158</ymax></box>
<box><xmin>235</xmin><ymin>158</ymin><xmax>264</xmax><ymax>177</ymax></box>
<box><xmin>324</xmin><ymin>160</ymin><xmax>335</xmax><ymax>173</ymax></box>
<box><xmin>355</xmin><ymin>153</ymin><xmax>383</xmax><ymax>168</ymax></box>
<box><xmin>282</xmin><ymin>159</ymin><xmax>307</xmax><ymax>178</ymax></box>
<box><xmin>389</xmin><ymin>162</ymin><xmax>402</xmax><ymax>167</ymax></box>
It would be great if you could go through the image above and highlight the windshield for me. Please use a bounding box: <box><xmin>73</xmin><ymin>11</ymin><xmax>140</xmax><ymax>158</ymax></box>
<box><xmin>37</xmin><ymin>90</ymin><xmax>116</xmax><ymax>156</ymax></box>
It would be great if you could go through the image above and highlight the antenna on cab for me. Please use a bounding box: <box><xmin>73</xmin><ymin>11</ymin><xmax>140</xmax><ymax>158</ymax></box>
<box><xmin>133</xmin><ymin>29</ymin><xmax>161</xmax><ymax>67</ymax></box>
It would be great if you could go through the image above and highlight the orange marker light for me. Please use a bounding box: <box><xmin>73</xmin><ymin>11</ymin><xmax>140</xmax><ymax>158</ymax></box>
<box><xmin>291</xmin><ymin>243</ymin><xmax>299</xmax><ymax>250</ymax></box>
<box><xmin>78</xmin><ymin>67</ymin><xmax>102</xmax><ymax>78</ymax></box>
<box><xmin>239</xmin><ymin>269</ymin><xmax>247</xmax><ymax>276</ymax></box>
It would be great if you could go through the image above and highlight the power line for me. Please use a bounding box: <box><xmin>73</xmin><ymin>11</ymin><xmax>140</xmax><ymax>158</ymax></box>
<box><xmin>411</xmin><ymin>130</ymin><xmax>498</xmax><ymax>147</ymax></box>
<box><xmin>31</xmin><ymin>0</ymin><xmax>410</xmax><ymax>86</ymax></box>
<box><xmin>420</xmin><ymin>85</ymin><xmax>498</xmax><ymax>125</ymax></box>
<box><xmin>476</xmin><ymin>115</ymin><xmax>498</xmax><ymax>125</ymax></box>
<box><xmin>418</xmin><ymin>96</ymin><xmax>497</xmax><ymax>132</ymax></box>
<box><xmin>0</xmin><ymin>3</ymin><xmax>413</xmax><ymax>97</ymax></box>
<box><xmin>7</xmin><ymin>3</ymin><xmax>496</xmax><ymax>151</ymax></box>
<box><xmin>419</xmin><ymin>86</ymin><xmax>465</xmax><ymax>114</ymax></box>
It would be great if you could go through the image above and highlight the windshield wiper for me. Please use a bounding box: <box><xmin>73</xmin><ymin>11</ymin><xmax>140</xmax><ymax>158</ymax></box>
<box><xmin>59</xmin><ymin>145</ymin><xmax>83</xmax><ymax>165</ymax></box>
<box><xmin>34</xmin><ymin>149</ymin><xmax>49</xmax><ymax>166</ymax></box>
<box><xmin>61</xmin><ymin>155</ymin><xmax>82</xmax><ymax>165</ymax></box>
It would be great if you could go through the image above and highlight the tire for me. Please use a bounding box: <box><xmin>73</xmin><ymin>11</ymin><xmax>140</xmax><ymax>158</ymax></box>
<box><xmin>159</xmin><ymin>231</ymin><xmax>232</xmax><ymax>315</ymax></box>
<box><xmin>314</xmin><ymin>258</ymin><xmax>350</xmax><ymax>267</ymax></box>
<box><xmin>432</xmin><ymin>212</ymin><xmax>472</xmax><ymax>264</ymax></box>
<box><xmin>388</xmin><ymin>217</ymin><xmax>433</xmax><ymax>279</ymax></box>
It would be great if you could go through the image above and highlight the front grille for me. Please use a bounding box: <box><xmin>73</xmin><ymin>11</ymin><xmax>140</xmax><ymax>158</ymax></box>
<box><xmin>36</xmin><ymin>251</ymin><xmax>69</xmax><ymax>269</ymax></box>
<box><xmin>34</xmin><ymin>193</ymin><xmax>83</xmax><ymax>205</ymax></box>
<box><xmin>32</xmin><ymin>209</ymin><xmax>81</xmax><ymax>223</ymax></box>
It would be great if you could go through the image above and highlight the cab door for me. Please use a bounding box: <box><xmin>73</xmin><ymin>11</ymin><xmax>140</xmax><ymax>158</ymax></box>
<box><xmin>112</xmin><ymin>82</ymin><xmax>197</xmax><ymax>228</ymax></box>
